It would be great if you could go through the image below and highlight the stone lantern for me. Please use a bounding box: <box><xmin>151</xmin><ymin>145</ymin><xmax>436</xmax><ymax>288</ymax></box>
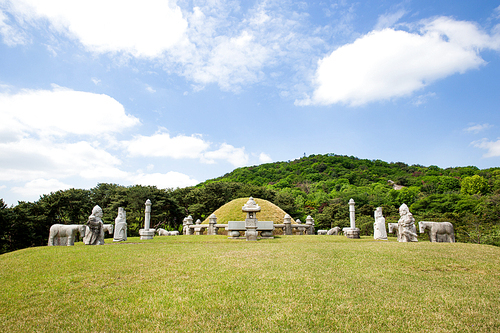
<box><xmin>242</xmin><ymin>197</ymin><xmax>261</xmax><ymax>241</ymax></box>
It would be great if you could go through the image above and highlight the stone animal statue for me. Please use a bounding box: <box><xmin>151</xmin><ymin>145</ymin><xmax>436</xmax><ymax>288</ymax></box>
<box><xmin>317</xmin><ymin>230</ymin><xmax>328</xmax><ymax>235</ymax></box>
<box><xmin>388</xmin><ymin>223</ymin><xmax>400</xmax><ymax>241</ymax></box>
<box><xmin>327</xmin><ymin>227</ymin><xmax>341</xmax><ymax>235</ymax></box>
<box><xmin>48</xmin><ymin>224</ymin><xmax>86</xmax><ymax>246</ymax></box>
<box><xmin>419</xmin><ymin>221</ymin><xmax>455</xmax><ymax>243</ymax></box>
<box><xmin>157</xmin><ymin>228</ymin><xmax>180</xmax><ymax>236</ymax></box>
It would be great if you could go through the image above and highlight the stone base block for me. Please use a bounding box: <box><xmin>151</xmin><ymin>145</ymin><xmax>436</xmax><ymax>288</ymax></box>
<box><xmin>245</xmin><ymin>229</ymin><xmax>258</xmax><ymax>241</ymax></box>
<box><xmin>139</xmin><ymin>229</ymin><xmax>155</xmax><ymax>240</ymax></box>
<box><xmin>343</xmin><ymin>227</ymin><xmax>360</xmax><ymax>239</ymax></box>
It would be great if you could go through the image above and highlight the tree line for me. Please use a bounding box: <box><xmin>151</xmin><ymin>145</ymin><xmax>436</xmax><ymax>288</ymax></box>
<box><xmin>1</xmin><ymin>154</ymin><xmax>499</xmax><ymax>254</ymax></box>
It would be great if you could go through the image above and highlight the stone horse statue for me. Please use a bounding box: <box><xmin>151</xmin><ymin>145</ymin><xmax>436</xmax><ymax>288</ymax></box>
<box><xmin>48</xmin><ymin>224</ymin><xmax>86</xmax><ymax>246</ymax></box>
<box><xmin>388</xmin><ymin>223</ymin><xmax>400</xmax><ymax>241</ymax></box>
<box><xmin>419</xmin><ymin>221</ymin><xmax>455</xmax><ymax>243</ymax></box>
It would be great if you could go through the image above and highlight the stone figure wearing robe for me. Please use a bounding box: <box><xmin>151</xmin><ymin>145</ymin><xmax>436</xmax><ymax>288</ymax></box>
<box><xmin>373</xmin><ymin>207</ymin><xmax>388</xmax><ymax>240</ymax></box>
<box><xmin>113</xmin><ymin>207</ymin><xmax>127</xmax><ymax>242</ymax></box>
<box><xmin>83</xmin><ymin>205</ymin><xmax>104</xmax><ymax>245</ymax></box>
<box><xmin>398</xmin><ymin>203</ymin><xmax>418</xmax><ymax>242</ymax></box>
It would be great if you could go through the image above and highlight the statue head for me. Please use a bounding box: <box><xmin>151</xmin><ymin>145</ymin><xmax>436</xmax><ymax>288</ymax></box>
<box><xmin>92</xmin><ymin>205</ymin><xmax>103</xmax><ymax>218</ymax></box>
<box><xmin>399</xmin><ymin>204</ymin><xmax>409</xmax><ymax>216</ymax></box>
<box><xmin>118</xmin><ymin>207</ymin><xmax>126</xmax><ymax>218</ymax></box>
<box><xmin>374</xmin><ymin>207</ymin><xmax>382</xmax><ymax>218</ymax></box>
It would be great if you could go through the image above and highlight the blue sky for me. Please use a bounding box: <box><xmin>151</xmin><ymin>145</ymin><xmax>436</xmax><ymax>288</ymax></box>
<box><xmin>1</xmin><ymin>0</ymin><xmax>500</xmax><ymax>205</ymax></box>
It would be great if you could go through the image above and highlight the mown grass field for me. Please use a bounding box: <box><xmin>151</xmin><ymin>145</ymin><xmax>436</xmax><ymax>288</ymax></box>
<box><xmin>1</xmin><ymin>235</ymin><xmax>499</xmax><ymax>332</ymax></box>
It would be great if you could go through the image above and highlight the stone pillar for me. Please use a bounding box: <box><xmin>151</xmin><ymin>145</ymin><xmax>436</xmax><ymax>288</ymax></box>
<box><xmin>242</xmin><ymin>197</ymin><xmax>260</xmax><ymax>241</ymax></box>
<box><xmin>139</xmin><ymin>199</ymin><xmax>155</xmax><ymax>240</ymax></box>
<box><xmin>185</xmin><ymin>215</ymin><xmax>194</xmax><ymax>235</ymax></box>
<box><xmin>296</xmin><ymin>219</ymin><xmax>304</xmax><ymax>235</ymax></box>
<box><xmin>306</xmin><ymin>215</ymin><xmax>314</xmax><ymax>235</ymax></box>
<box><xmin>306</xmin><ymin>215</ymin><xmax>315</xmax><ymax>235</ymax></box>
<box><xmin>208</xmin><ymin>214</ymin><xmax>217</xmax><ymax>235</ymax></box>
<box><xmin>283</xmin><ymin>214</ymin><xmax>292</xmax><ymax>235</ymax></box>
<box><xmin>343</xmin><ymin>198</ymin><xmax>360</xmax><ymax>239</ymax></box>
<box><xmin>195</xmin><ymin>219</ymin><xmax>202</xmax><ymax>235</ymax></box>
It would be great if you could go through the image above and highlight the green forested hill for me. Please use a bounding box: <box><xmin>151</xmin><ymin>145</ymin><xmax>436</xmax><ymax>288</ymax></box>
<box><xmin>1</xmin><ymin>153</ymin><xmax>499</xmax><ymax>253</ymax></box>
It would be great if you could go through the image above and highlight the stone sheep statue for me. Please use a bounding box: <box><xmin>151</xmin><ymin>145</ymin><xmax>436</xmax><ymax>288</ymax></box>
<box><xmin>317</xmin><ymin>230</ymin><xmax>328</xmax><ymax>235</ymax></box>
<box><xmin>157</xmin><ymin>228</ymin><xmax>180</xmax><ymax>236</ymax></box>
<box><xmin>419</xmin><ymin>221</ymin><xmax>455</xmax><ymax>243</ymax></box>
<box><xmin>48</xmin><ymin>224</ymin><xmax>86</xmax><ymax>246</ymax></box>
<box><xmin>327</xmin><ymin>227</ymin><xmax>341</xmax><ymax>235</ymax></box>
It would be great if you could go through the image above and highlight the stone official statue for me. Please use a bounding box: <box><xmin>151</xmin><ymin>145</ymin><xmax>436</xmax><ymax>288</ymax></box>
<box><xmin>113</xmin><ymin>207</ymin><xmax>127</xmax><ymax>242</ymax></box>
<box><xmin>83</xmin><ymin>205</ymin><xmax>104</xmax><ymax>245</ymax></box>
<box><xmin>398</xmin><ymin>203</ymin><xmax>418</xmax><ymax>242</ymax></box>
<box><xmin>373</xmin><ymin>207</ymin><xmax>388</xmax><ymax>240</ymax></box>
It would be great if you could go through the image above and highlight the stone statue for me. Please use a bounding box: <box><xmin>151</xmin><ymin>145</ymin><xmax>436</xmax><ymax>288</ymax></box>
<box><xmin>317</xmin><ymin>230</ymin><xmax>328</xmax><ymax>235</ymax></box>
<box><xmin>113</xmin><ymin>207</ymin><xmax>127</xmax><ymax>242</ymax></box>
<box><xmin>157</xmin><ymin>228</ymin><xmax>179</xmax><ymax>236</ymax></box>
<box><xmin>327</xmin><ymin>227</ymin><xmax>341</xmax><ymax>235</ymax></box>
<box><xmin>83</xmin><ymin>205</ymin><xmax>104</xmax><ymax>245</ymax></box>
<box><xmin>388</xmin><ymin>223</ymin><xmax>400</xmax><ymax>241</ymax></box>
<box><xmin>398</xmin><ymin>204</ymin><xmax>418</xmax><ymax>242</ymax></box>
<box><xmin>48</xmin><ymin>224</ymin><xmax>86</xmax><ymax>246</ymax></box>
<box><xmin>373</xmin><ymin>207</ymin><xmax>388</xmax><ymax>240</ymax></box>
<box><xmin>419</xmin><ymin>221</ymin><xmax>455</xmax><ymax>243</ymax></box>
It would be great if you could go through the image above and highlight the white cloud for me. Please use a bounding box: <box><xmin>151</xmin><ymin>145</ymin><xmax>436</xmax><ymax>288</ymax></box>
<box><xmin>259</xmin><ymin>152</ymin><xmax>273</xmax><ymax>164</ymax></box>
<box><xmin>465</xmin><ymin>123</ymin><xmax>493</xmax><ymax>134</ymax></box>
<box><xmin>4</xmin><ymin>0</ymin><xmax>188</xmax><ymax>57</ymax></box>
<box><xmin>131</xmin><ymin>171</ymin><xmax>199</xmax><ymax>189</ymax></box>
<box><xmin>0</xmin><ymin>86</ymin><xmax>140</xmax><ymax>138</ymax></box>
<box><xmin>0</xmin><ymin>138</ymin><xmax>127</xmax><ymax>182</ymax></box>
<box><xmin>11</xmin><ymin>178</ymin><xmax>72</xmax><ymax>197</ymax></box>
<box><xmin>0</xmin><ymin>9</ymin><xmax>28</xmax><ymax>46</ymax></box>
<box><xmin>146</xmin><ymin>86</ymin><xmax>156</xmax><ymax>93</ymax></box>
<box><xmin>125</xmin><ymin>132</ymin><xmax>210</xmax><ymax>159</ymax></box>
<box><xmin>472</xmin><ymin>138</ymin><xmax>500</xmax><ymax>157</ymax></box>
<box><xmin>412</xmin><ymin>92</ymin><xmax>436</xmax><ymax>106</ymax></box>
<box><xmin>91</xmin><ymin>78</ymin><xmax>101</xmax><ymax>85</ymax></box>
<box><xmin>203</xmin><ymin>143</ymin><xmax>249</xmax><ymax>167</ymax></box>
<box><xmin>374</xmin><ymin>10</ymin><xmax>406</xmax><ymax>30</ymax></box>
<box><xmin>299</xmin><ymin>16</ymin><xmax>500</xmax><ymax>106</ymax></box>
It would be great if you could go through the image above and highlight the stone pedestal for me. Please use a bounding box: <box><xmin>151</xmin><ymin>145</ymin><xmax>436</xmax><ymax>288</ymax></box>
<box><xmin>343</xmin><ymin>228</ymin><xmax>360</xmax><ymax>239</ymax></box>
<box><xmin>139</xmin><ymin>229</ymin><xmax>155</xmax><ymax>240</ymax></box>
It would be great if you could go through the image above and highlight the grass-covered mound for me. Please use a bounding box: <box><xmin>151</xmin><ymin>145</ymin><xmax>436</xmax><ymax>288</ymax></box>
<box><xmin>202</xmin><ymin>197</ymin><xmax>296</xmax><ymax>224</ymax></box>
<box><xmin>1</xmin><ymin>236</ymin><xmax>499</xmax><ymax>332</ymax></box>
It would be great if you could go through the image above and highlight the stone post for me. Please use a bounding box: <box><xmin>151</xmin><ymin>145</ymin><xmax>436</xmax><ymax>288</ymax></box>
<box><xmin>139</xmin><ymin>199</ymin><xmax>155</xmax><ymax>240</ymax></box>
<box><xmin>208</xmin><ymin>213</ymin><xmax>217</xmax><ymax>235</ymax></box>
<box><xmin>305</xmin><ymin>216</ymin><xmax>313</xmax><ymax>235</ymax></box>
<box><xmin>283</xmin><ymin>214</ymin><xmax>292</xmax><ymax>235</ymax></box>
<box><xmin>195</xmin><ymin>219</ymin><xmax>202</xmax><ymax>235</ymax></box>
<box><xmin>185</xmin><ymin>215</ymin><xmax>194</xmax><ymax>235</ymax></box>
<box><xmin>296</xmin><ymin>219</ymin><xmax>304</xmax><ymax>235</ymax></box>
<box><xmin>306</xmin><ymin>215</ymin><xmax>315</xmax><ymax>235</ymax></box>
<box><xmin>343</xmin><ymin>198</ymin><xmax>360</xmax><ymax>239</ymax></box>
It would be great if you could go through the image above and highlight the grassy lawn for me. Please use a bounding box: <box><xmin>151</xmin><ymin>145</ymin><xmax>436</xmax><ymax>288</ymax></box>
<box><xmin>1</xmin><ymin>236</ymin><xmax>499</xmax><ymax>332</ymax></box>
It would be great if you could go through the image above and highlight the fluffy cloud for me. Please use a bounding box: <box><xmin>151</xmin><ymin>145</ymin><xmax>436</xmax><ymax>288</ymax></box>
<box><xmin>125</xmin><ymin>132</ymin><xmax>210</xmax><ymax>159</ymax></box>
<box><xmin>11</xmin><ymin>178</ymin><xmax>71</xmax><ymax>197</ymax></box>
<box><xmin>3</xmin><ymin>0</ymin><xmax>187</xmax><ymax>57</ymax></box>
<box><xmin>131</xmin><ymin>172</ymin><xmax>199</xmax><ymax>189</ymax></box>
<box><xmin>464</xmin><ymin>124</ymin><xmax>493</xmax><ymax>134</ymax></box>
<box><xmin>259</xmin><ymin>152</ymin><xmax>273</xmax><ymax>164</ymax></box>
<box><xmin>203</xmin><ymin>143</ymin><xmax>249</xmax><ymax>167</ymax></box>
<box><xmin>472</xmin><ymin>139</ymin><xmax>500</xmax><ymax>157</ymax></box>
<box><xmin>0</xmin><ymin>86</ymin><xmax>139</xmax><ymax>139</ymax></box>
<box><xmin>125</xmin><ymin>133</ymin><xmax>249</xmax><ymax>167</ymax></box>
<box><xmin>299</xmin><ymin>17</ymin><xmax>500</xmax><ymax>106</ymax></box>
